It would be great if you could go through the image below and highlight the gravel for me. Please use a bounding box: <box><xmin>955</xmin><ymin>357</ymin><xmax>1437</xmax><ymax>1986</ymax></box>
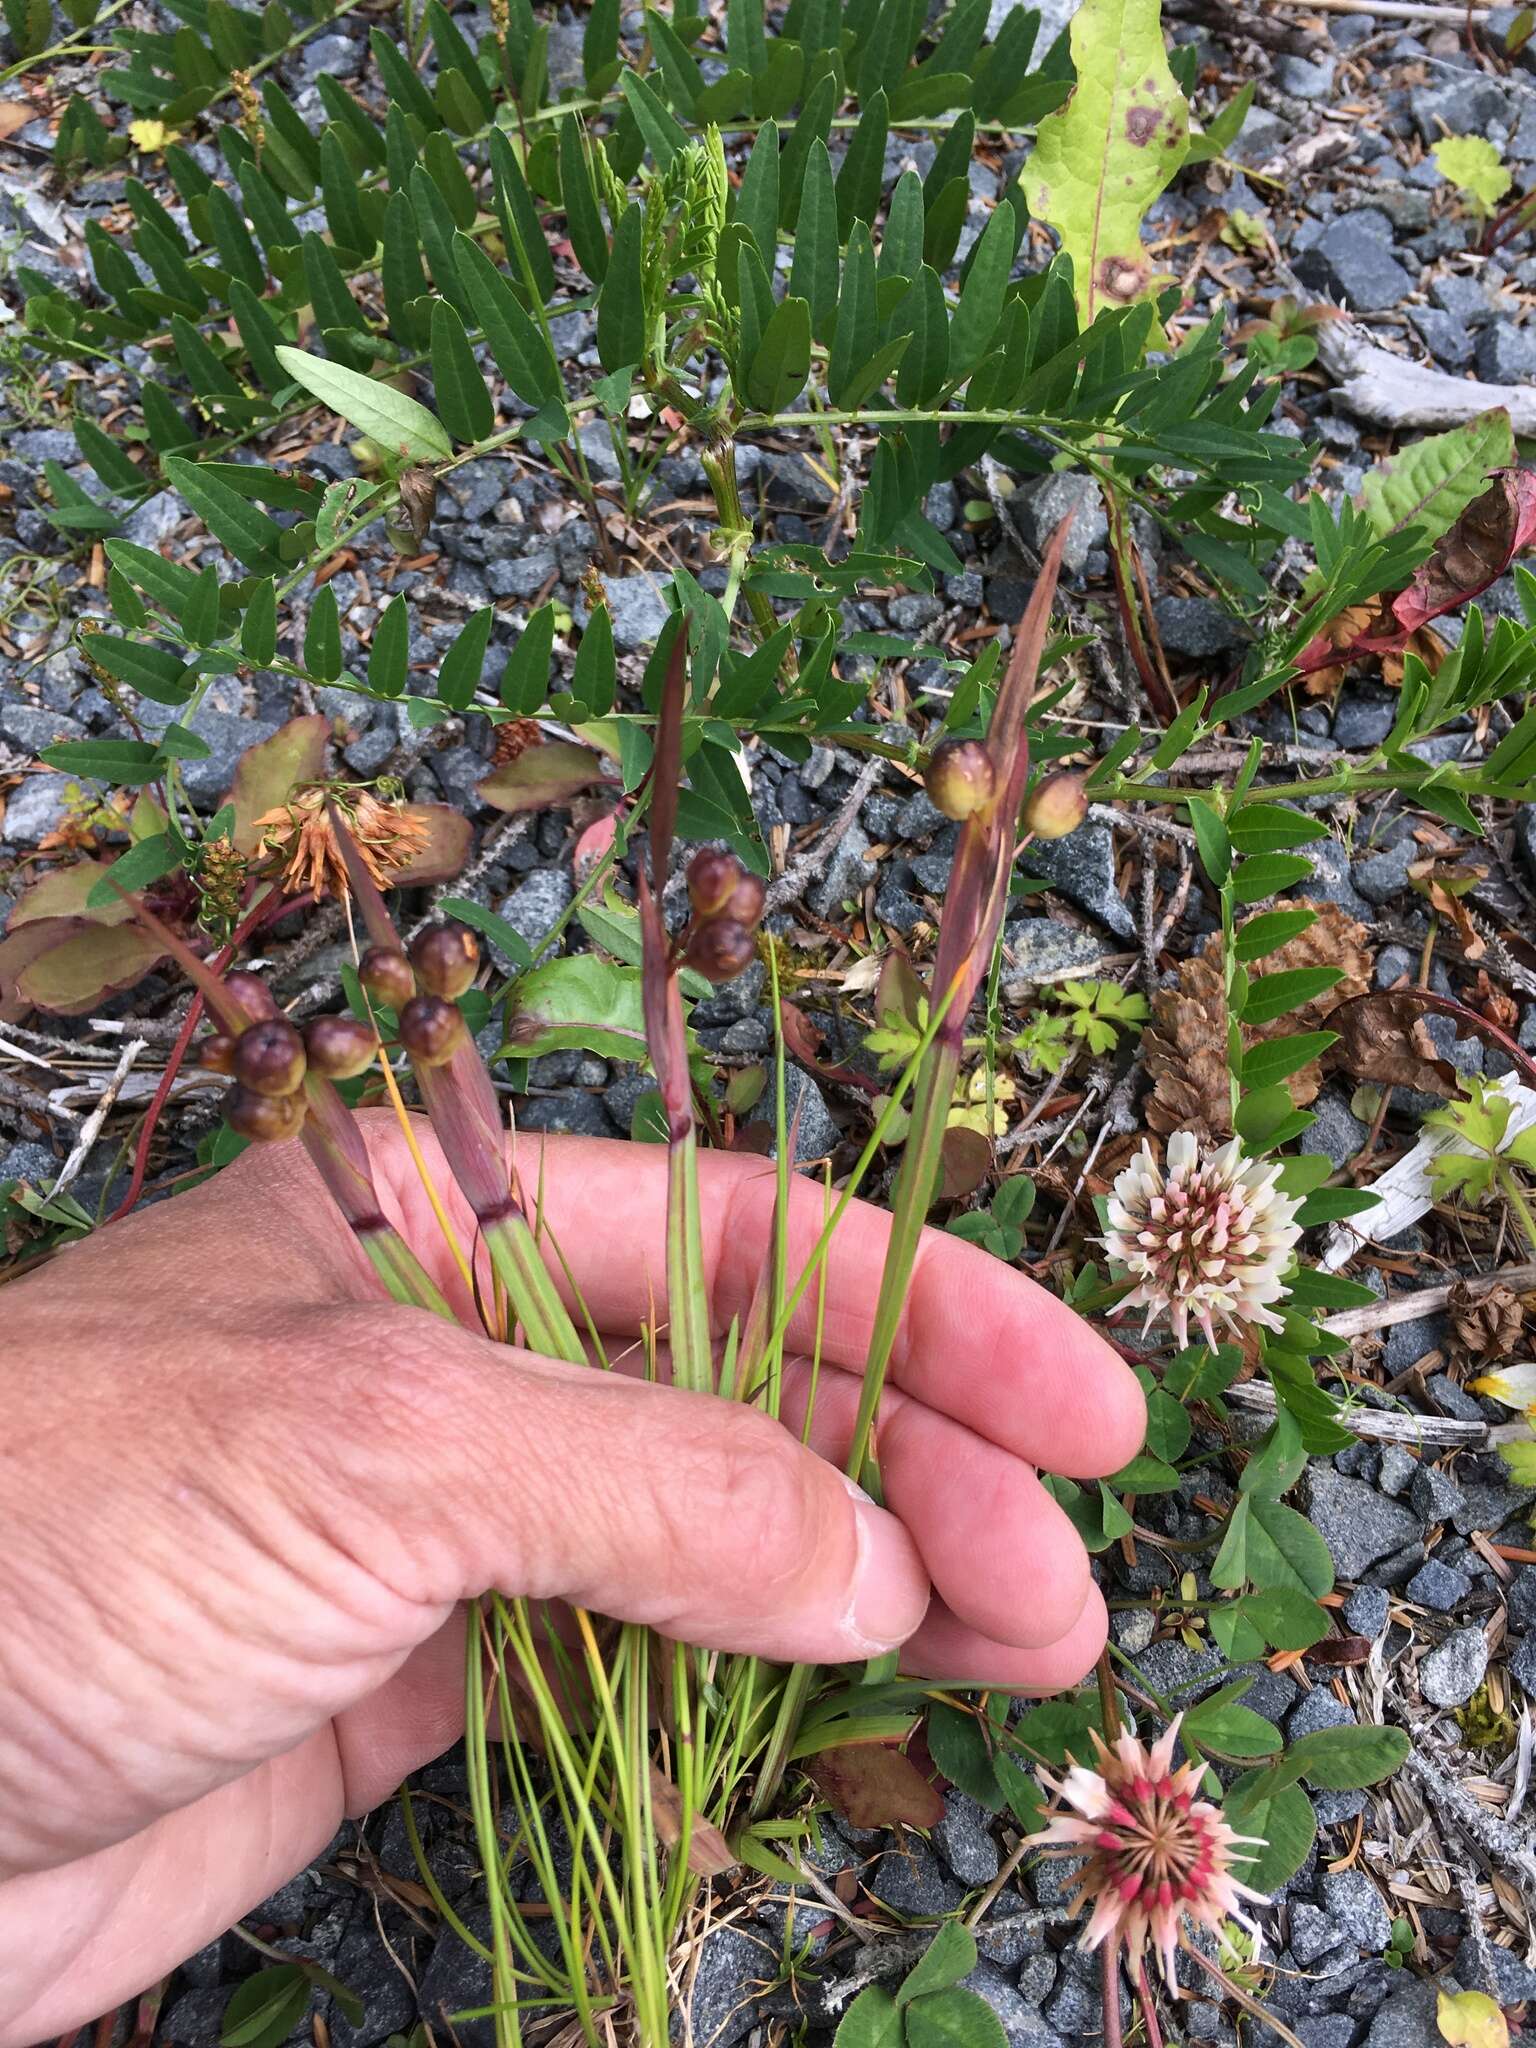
<box><xmin>1320</xmin><ymin>1871</ymin><xmax>1393</xmax><ymax>1951</ymax></box>
<box><xmin>1294</xmin><ymin>215</ymin><xmax>1415</xmax><ymax>312</ymax></box>
<box><xmin>1305</xmin><ymin>1467</ymin><xmax>1424</xmax><ymax>1582</ymax></box>
<box><xmin>1419</xmin><ymin>1625</ymin><xmax>1490</xmax><ymax>1707</ymax></box>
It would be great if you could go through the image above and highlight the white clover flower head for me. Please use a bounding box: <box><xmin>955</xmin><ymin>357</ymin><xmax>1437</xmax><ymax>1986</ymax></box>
<box><xmin>1038</xmin><ymin>1714</ymin><xmax>1268</xmax><ymax>1984</ymax></box>
<box><xmin>1102</xmin><ymin>1130</ymin><xmax>1302</xmax><ymax>1351</ymax></box>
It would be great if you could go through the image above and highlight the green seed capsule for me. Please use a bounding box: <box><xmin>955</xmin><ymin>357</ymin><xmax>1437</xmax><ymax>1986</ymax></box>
<box><xmin>1022</xmin><ymin>770</ymin><xmax>1088</xmax><ymax>840</ymax></box>
<box><xmin>359</xmin><ymin>946</ymin><xmax>416</xmax><ymax>1009</ymax></box>
<box><xmin>397</xmin><ymin>993</ymin><xmax>467</xmax><ymax>1067</ymax></box>
<box><xmin>303</xmin><ymin>1015</ymin><xmax>379</xmax><ymax>1080</ymax></box>
<box><xmin>233</xmin><ymin>1017</ymin><xmax>307</xmax><ymax>1097</ymax></box>
<box><xmin>408</xmin><ymin>922</ymin><xmax>479</xmax><ymax>1001</ymax></box>
<box><xmin>226</xmin><ymin>1083</ymin><xmax>307</xmax><ymax>1142</ymax></box>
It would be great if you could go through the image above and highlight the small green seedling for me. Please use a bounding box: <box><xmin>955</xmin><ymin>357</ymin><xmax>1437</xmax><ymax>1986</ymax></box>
<box><xmin>833</xmin><ymin>1923</ymin><xmax>1007</xmax><ymax>2048</ymax></box>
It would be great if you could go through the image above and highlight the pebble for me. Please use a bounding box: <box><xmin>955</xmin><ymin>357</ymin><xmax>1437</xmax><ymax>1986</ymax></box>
<box><xmin>1289</xmin><ymin>1689</ymin><xmax>1354</xmax><ymax>1741</ymax></box>
<box><xmin>1419</xmin><ymin>1624</ymin><xmax>1489</xmax><ymax>1706</ymax></box>
<box><xmin>1366</xmin><ymin>1981</ymin><xmax>1445</xmax><ymax>2048</ymax></box>
<box><xmin>1275</xmin><ymin>52</ymin><xmax>1336</xmax><ymax>97</ymax></box>
<box><xmin>498</xmin><ymin>867</ymin><xmax>572</xmax><ymax>963</ymax></box>
<box><xmin>1290</xmin><ymin>1901</ymin><xmax>1350</xmax><ymax>1967</ymax></box>
<box><xmin>1377</xmin><ymin>1444</ymin><xmax>1417</xmax><ymax>1497</ymax></box>
<box><xmin>767</xmin><ymin>1065</ymin><xmax>840</xmax><ymax>1163</ymax></box>
<box><xmin>963</xmin><ymin>1962</ymin><xmax>1067</xmax><ymax>2047</ymax></box>
<box><xmin>1474</xmin><ymin>323</ymin><xmax>1536</xmax><ymax>383</ymax></box>
<box><xmin>1295</xmin><ymin>215</ymin><xmax>1414</xmax><ymax>313</ymax></box>
<box><xmin>681</xmin><ymin>1925</ymin><xmax>777</xmax><ymax>2047</ymax></box>
<box><xmin>1305</xmin><ymin>1467</ymin><xmax>1423</xmax><ymax>1581</ymax></box>
<box><xmin>1456</xmin><ymin>1935</ymin><xmax>1536</xmax><ymax>2003</ymax></box>
<box><xmin>1410</xmin><ymin>1463</ymin><xmax>1467</xmax><ymax>1525</ymax></box>
<box><xmin>1405</xmin><ymin>1558</ymin><xmax>1472</xmax><ymax>1611</ymax></box>
<box><xmin>1321</xmin><ymin>1871</ymin><xmax>1393</xmax><ymax>1951</ymax></box>
<box><xmin>597</xmin><ymin>572</ymin><xmax>672</xmax><ymax>651</ymax></box>
<box><xmin>1154</xmin><ymin>594</ymin><xmax>1247</xmax><ymax>657</ymax></box>
<box><xmin>810</xmin><ymin>818</ymin><xmax>877</xmax><ymax>919</ymax></box>
<box><xmin>2</xmin><ymin>774</ymin><xmax>73</xmax><ymax>845</ymax></box>
<box><xmin>0</xmin><ymin>702</ymin><xmax>85</xmax><ymax>753</ymax></box>
<box><xmin>1506</xmin><ymin>1566</ymin><xmax>1536</xmax><ymax>1630</ymax></box>
<box><xmin>1018</xmin><ymin>823</ymin><xmax>1135</xmax><ymax>939</ymax></box>
<box><xmin>934</xmin><ymin>1792</ymin><xmax>1001</xmax><ymax>1885</ymax></box>
<box><xmin>1013</xmin><ymin>471</ymin><xmax>1107</xmax><ymax>575</ymax></box>
<box><xmin>869</xmin><ymin>1838</ymin><xmax>965</xmax><ymax>1917</ymax></box>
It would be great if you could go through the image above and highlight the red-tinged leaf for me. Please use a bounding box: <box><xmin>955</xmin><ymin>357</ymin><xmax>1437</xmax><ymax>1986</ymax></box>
<box><xmin>477</xmin><ymin>740</ymin><xmax>613</xmax><ymax>814</ymax></box>
<box><xmin>8</xmin><ymin>858</ymin><xmax>136</xmax><ymax>930</ymax></box>
<box><xmin>0</xmin><ymin>922</ymin><xmax>74</xmax><ymax>1022</ymax></box>
<box><xmin>390</xmin><ymin>803</ymin><xmax>471</xmax><ymax>885</ymax></box>
<box><xmin>574</xmin><ymin>811</ymin><xmax>617</xmax><ymax>879</ymax></box>
<box><xmin>776</xmin><ymin>999</ymin><xmax>881</xmax><ymax>1099</ymax></box>
<box><xmin>13</xmin><ymin>919</ymin><xmax>167</xmax><ymax>1015</ymax></box>
<box><xmin>806</xmin><ymin>1742</ymin><xmax>946</xmax><ymax>1830</ymax></box>
<box><xmin>228</xmin><ymin>714</ymin><xmax>329</xmax><ymax>855</ymax></box>
<box><xmin>1393</xmin><ymin>469</ymin><xmax>1536</xmax><ymax>633</ymax></box>
<box><xmin>938</xmin><ymin>1124</ymin><xmax>991</xmax><ymax>1199</ymax></box>
<box><xmin>649</xmin><ymin>625</ymin><xmax>688</xmax><ymax>892</ymax></box>
<box><xmin>1331</xmin><ymin>987</ymin><xmax>1536</xmax><ymax>1095</ymax></box>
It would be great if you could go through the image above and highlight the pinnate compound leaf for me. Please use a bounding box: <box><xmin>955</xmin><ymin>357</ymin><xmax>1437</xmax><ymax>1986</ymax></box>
<box><xmin>1021</xmin><ymin>0</ymin><xmax>1189</xmax><ymax>328</ymax></box>
<box><xmin>1360</xmin><ymin>409</ymin><xmax>1515</xmax><ymax>550</ymax></box>
<box><xmin>274</xmin><ymin>347</ymin><xmax>452</xmax><ymax>462</ymax></box>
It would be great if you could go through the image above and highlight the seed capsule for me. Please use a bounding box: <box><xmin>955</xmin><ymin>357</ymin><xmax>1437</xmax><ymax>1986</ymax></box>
<box><xmin>226</xmin><ymin>1083</ymin><xmax>306</xmax><ymax>1143</ymax></box>
<box><xmin>924</xmin><ymin>738</ymin><xmax>997</xmax><ymax>822</ymax></box>
<box><xmin>686</xmin><ymin>846</ymin><xmax>741</xmax><ymax>916</ymax></box>
<box><xmin>223</xmin><ymin>970</ymin><xmax>278</xmax><ymax>1023</ymax></box>
<box><xmin>398</xmin><ymin>993</ymin><xmax>467</xmax><ymax>1067</ymax></box>
<box><xmin>685</xmin><ymin>916</ymin><xmax>756</xmax><ymax>984</ymax></box>
<box><xmin>1022</xmin><ymin>770</ymin><xmax>1088</xmax><ymax>841</ymax></box>
<box><xmin>409</xmin><ymin>921</ymin><xmax>479</xmax><ymax>1001</ymax></box>
<box><xmin>198</xmin><ymin>1031</ymin><xmax>238</xmax><ymax>1074</ymax></box>
<box><xmin>724</xmin><ymin>870</ymin><xmax>766</xmax><ymax>929</ymax></box>
<box><xmin>234</xmin><ymin>1016</ymin><xmax>307</xmax><ymax>1097</ymax></box>
<box><xmin>359</xmin><ymin>945</ymin><xmax>416</xmax><ymax>1009</ymax></box>
<box><xmin>303</xmin><ymin>1015</ymin><xmax>379</xmax><ymax>1080</ymax></box>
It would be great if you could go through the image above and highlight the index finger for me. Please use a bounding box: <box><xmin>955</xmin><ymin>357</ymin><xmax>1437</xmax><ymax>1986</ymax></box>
<box><xmin>507</xmin><ymin>1131</ymin><xmax>1145</xmax><ymax>1482</ymax></box>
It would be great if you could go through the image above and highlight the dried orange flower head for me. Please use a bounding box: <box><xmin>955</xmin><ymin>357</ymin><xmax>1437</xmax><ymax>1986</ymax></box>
<box><xmin>254</xmin><ymin>784</ymin><xmax>428</xmax><ymax>902</ymax></box>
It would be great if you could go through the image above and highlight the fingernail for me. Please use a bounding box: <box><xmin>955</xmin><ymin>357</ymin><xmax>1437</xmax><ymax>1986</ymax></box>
<box><xmin>840</xmin><ymin>1475</ymin><xmax>923</xmax><ymax>1652</ymax></box>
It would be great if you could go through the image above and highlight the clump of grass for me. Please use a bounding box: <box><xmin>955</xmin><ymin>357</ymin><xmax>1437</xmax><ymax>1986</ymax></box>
<box><xmin>122</xmin><ymin>526</ymin><xmax>1071</xmax><ymax>2045</ymax></box>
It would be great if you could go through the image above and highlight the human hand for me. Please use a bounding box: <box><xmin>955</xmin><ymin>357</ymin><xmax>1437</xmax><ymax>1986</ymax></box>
<box><xmin>0</xmin><ymin>1112</ymin><xmax>1142</xmax><ymax>2040</ymax></box>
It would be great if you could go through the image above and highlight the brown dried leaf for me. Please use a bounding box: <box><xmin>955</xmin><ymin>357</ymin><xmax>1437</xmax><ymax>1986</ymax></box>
<box><xmin>1330</xmin><ymin>990</ymin><xmax>1457</xmax><ymax>1094</ymax></box>
<box><xmin>1305</xmin><ymin>1634</ymin><xmax>1373</xmax><ymax>1667</ymax></box>
<box><xmin>390</xmin><ymin>803</ymin><xmax>471</xmax><ymax>885</ymax></box>
<box><xmin>1143</xmin><ymin>949</ymin><xmax>1232</xmax><ymax>1141</ymax></box>
<box><xmin>1447</xmin><ymin>1281</ymin><xmax>1526</xmax><ymax>1364</ymax></box>
<box><xmin>805</xmin><ymin>1743</ymin><xmax>944</xmax><ymax>1830</ymax></box>
<box><xmin>647</xmin><ymin>1765</ymin><xmax>737</xmax><ymax>1877</ymax></box>
<box><xmin>1145</xmin><ymin>904</ymin><xmax>1372</xmax><ymax>1132</ymax></box>
<box><xmin>939</xmin><ymin>1124</ymin><xmax>992</xmax><ymax>1199</ymax></box>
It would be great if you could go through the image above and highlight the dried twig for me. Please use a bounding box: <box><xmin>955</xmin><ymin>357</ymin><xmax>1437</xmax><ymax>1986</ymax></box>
<box><xmin>1321</xmin><ymin>1261</ymin><xmax>1536</xmax><ymax>1339</ymax></box>
<box><xmin>48</xmin><ymin>1036</ymin><xmax>145</xmax><ymax>1202</ymax></box>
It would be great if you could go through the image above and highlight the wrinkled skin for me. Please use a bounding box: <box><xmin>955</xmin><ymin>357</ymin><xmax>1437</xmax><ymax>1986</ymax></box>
<box><xmin>0</xmin><ymin>1114</ymin><xmax>1142</xmax><ymax>2040</ymax></box>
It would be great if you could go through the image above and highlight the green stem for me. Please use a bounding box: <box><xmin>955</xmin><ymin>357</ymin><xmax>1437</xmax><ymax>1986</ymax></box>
<box><xmin>484</xmin><ymin>1212</ymin><xmax>586</xmax><ymax>1362</ymax></box>
<box><xmin>845</xmin><ymin>1038</ymin><xmax>961</xmax><ymax>1491</ymax></box>
<box><xmin>666</xmin><ymin>1127</ymin><xmax>713</xmax><ymax>1395</ymax></box>
<box><xmin>699</xmin><ymin>441</ymin><xmax>781</xmax><ymax>650</ymax></box>
<box><xmin>1497</xmin><ymin>1161</ymin><xmax>1536</xmax><ymax>1260</ymax></box>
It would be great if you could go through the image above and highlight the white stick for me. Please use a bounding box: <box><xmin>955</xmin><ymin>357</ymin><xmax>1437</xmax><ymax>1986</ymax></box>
<box><xmin>48</xmin><ymin>1037</ymin><xmax>146</xmax><ymax>1202</ymax></box>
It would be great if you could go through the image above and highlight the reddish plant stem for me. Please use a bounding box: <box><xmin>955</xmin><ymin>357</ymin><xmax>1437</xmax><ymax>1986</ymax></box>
<box><xmin>104</xmin><ymin>888</ymin><xmax>308</xmax><ymax>1224</ymax></box>
<box><xmin>1103</xmin><ymin>486</ymin><xmax>1179</xmax><ymax>725</ymax></box>
<box><xmin>1137</xmin><ymin>1959</ymin><xmax>1165</xmax><ymax>2048</ymax></box>
<box><xmin>1096</xmin><ymin>1646</ymin><xmax>1126</xmax><ymax>2048</ymax></box>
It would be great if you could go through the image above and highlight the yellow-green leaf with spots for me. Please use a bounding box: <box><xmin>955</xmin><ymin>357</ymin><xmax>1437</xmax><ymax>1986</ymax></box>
<box><xmin>1020</xmin><ymin>0</ymin><xmax>1189</xmax><ymax>329</ymax></box>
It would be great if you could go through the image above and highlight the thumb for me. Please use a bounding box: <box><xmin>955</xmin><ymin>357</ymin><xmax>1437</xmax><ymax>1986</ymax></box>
<box><xmin>316</xmin><ymin>1303</ymin><xmax>930</xmax><ymax>1665</ymax></box>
